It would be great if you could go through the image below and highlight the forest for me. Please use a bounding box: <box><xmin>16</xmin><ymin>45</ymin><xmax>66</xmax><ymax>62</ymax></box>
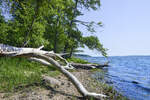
<box><xmin>0</xmin><ymin>0</ymin><xmax>107</xmax><ymax>57</ymax></box>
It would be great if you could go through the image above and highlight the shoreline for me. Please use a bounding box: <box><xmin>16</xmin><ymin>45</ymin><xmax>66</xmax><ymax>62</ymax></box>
<box><xmin>0</xmin><ymin>69</ymin><xmax>127</xmax><ymax>100</ymax></box>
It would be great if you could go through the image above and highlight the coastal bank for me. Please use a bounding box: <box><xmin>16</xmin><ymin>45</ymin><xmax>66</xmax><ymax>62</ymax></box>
<box><xmin>0</xmin><ymin>57</ymin><xmax>127</xmax><ymax>100</ymax></box>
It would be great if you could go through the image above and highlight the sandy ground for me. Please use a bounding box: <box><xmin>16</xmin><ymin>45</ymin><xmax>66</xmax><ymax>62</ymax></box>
<box><xmin>0</xmin><ymin>69</ymin><xmax>124</xmax><ymax>100</ymax></box>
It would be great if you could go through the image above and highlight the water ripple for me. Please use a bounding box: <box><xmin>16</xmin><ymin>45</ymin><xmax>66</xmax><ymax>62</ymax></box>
<box><xmin>78</xmin><ymin>56</ymin><xmax>150</xmax><ymax>100</ymax></box>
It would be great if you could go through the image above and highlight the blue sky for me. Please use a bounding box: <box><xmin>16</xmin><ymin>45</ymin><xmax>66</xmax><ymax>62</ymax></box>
<box><xmin>78</xmin><ymin>0</ymin><xmax>150</xmax><ymax>56</ymax></box>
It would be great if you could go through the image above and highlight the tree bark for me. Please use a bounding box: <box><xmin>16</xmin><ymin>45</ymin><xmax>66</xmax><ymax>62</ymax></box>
<box><xmin>0</xmin><ymin>44</ymin><xmax>106</xmax><ymax>99</ymax></box>
<box><xmin>68</xmin><ymin>46</ymin><xmax>74</xmax><ymax>58</ymax></box>
<box><xmin>23</xmin><ymin>15</ymin><xmax>36</xmax><ymax>47</ymax></box>
<box><xmin>54</xmin><ymin>10</ymin><xmax>60</xmax><ymax>53</ymax></box>
<box><xmin>23</xmin><ymin>1</ymin><xmax>40</xmax><ymax>47</ymax></box>
<box><xmin>70</xmin><ymin>62</ymin><xmax>108</xmax><ymax>69</ymax></box>
<box><xmin>63</xmin><ymin>0</ymin><xmax>79</xmax><ymax>53</ymax></box>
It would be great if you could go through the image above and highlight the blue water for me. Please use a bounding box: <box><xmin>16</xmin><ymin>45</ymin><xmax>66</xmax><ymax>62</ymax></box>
<box><xmin>78</xmin><ymin>56</ymin><xmax>150</xmax><ymax>100</ymax></box>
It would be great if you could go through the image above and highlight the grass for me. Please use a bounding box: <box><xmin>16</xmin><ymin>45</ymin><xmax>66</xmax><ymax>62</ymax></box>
<box><xmin>0</xmin><ymin>56</ymin><xmax>86</xmax><ymax>92</ymax></box>
<box><xmin>67</xmin><ymin>57</ymin><xmax>89</xmax><ymax>64</ymax></box>
<box><xmin>90</xmin><ymin>68</ymin><xmax>104</xmax><ymax>72</ymax></box>
<box><xmin>90</xmin><ymin>78</ymin><xmax>128</xmax><ymax>100</ymax></box>
<box><xmin>0</xmin><ymin>57</ymin><xmax>60</xmax><ymax>92</ymax></box>
<box><xmin>103</xmin><ymin>84</ymin><xmax>128</xmax><ymax>100</ymax></box>
<box><xmin>0</xmin><ymin>57</ymin><xmax>128</xmax><ymax>100</ymax></box>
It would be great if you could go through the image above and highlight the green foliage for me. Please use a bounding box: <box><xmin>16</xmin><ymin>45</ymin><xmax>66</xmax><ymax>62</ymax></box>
<box><xmin>82</xmin><ymin>36</ymin><xmax>108</xmax><ymax>57</ymax></box>
<box><xmin>0</xmin><ymin>57</ymin><xmax>60</xmax><ymax>92</ymax></box>
<box><xmin>79</xmin><ymin>0</ymin><xmax>101</xmax><ymax>10</ymax></box>
<box><xmin>0</xmin><ymin>0</ymin><xmax>107</xmax><ymax>56</ymax></box>
<box><xmin>67</xmin><ymin>57</ymin><xmax>89</xmax><ymax>64</ymax></box>
<box><xmin>90</xmin><ymin>68</ymin><xmax>103</xmax><ymax>72</ymax></box>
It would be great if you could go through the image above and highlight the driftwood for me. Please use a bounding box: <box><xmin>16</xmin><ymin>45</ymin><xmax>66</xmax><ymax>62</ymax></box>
<box><xmin>71</xmin><ymin>62</ymin><xmax>108</xmax><ymax>69</ymax></box>
<box><xmin>0</xmin><ymin>44</ymin><xmax>106</xmax><ymax>99</ymax></box>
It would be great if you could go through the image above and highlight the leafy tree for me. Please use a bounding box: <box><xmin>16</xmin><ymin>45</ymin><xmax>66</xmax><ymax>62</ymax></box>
<box><xmin>63</xmin><ymin>0</ymin><xmax>106</xmax><ymax>57</ymax></box>
<box><xmin>0</xmin><ymin>0</ymin><xmax>49</xmax><ymax>47</ymax></box>
<box><xmin>0</xmin><ymin>0</ymin><xmax>107</xmax><ymax>57</ymax></box>
<box><xmin>82</xmin><ymin>36</ymin><xmax>107</xmax><ymax>57</ymax></box>
<box><xmin>0</xmin><ymin>9</ymin><xmax>9</xmax><ymax>44</ymax></box>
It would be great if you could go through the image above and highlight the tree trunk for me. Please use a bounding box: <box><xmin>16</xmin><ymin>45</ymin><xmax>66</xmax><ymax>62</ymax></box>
<box><xmin>71</xmin><ymin>62</ymin><xmax>108</xmax><ymax>69</ymax></box>
<box><xmin>54</xmin><ymin>31</ymin><xmax>58</xmax><ymax>53</ymax></box>
<box><xmin>23</xmin><ymin>1</ymin><xmax>40</xmax><ymax>47</ymax></box>
<box><xmin>54</xmin><ymin>15</ymin><xmax>59</xmax><ymax>53</ymax></box>
<box><xmin>0</xmin><ymin>44</ymin><xmax>106</xmax><ymax>99</ymax></box>
<box><xmin>63</xmin><ymin>0</ymin><xmax>78</xmax><ymax>53</ymax></box>
<box><xmin>68</xmin><ymin>46</ymin><xmax>74</xmax><ymax>58</ymax></box>
<box><xmin>23</xmin><ymin>15</ymin><xmax>36</xmax><ymax>47</ymax></box>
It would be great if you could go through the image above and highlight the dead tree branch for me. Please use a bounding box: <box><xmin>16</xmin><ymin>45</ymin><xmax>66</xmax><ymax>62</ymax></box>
<box><xmin>0</xmin><ymin>44</ymin><xmax>106</xmax><ymax>99</ymax></box>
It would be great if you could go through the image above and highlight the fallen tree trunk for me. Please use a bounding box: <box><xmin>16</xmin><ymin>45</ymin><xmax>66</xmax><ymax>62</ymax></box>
<box><xmin>0</xmin><ymin>44</ymin><xmax>106</xmax><ymax>99</ymax></box>
<box><xmin>71</xmin><ymin>62</ymin><xmax>108</xmax><ymax>69</ymax></box>
<box><xmin>0</xmin><ymin>44</ymin><xmax>74</xmax><ymax>69</ymax></box>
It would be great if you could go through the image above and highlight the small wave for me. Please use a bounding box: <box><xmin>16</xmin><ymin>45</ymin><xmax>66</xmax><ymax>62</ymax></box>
<box><xmin>135</xmin><ymin>83</ymin><xmax>150</xmax><ymax>92</ymax></box>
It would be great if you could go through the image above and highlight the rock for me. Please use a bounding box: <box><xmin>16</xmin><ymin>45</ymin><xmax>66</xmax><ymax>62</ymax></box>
<box><xmin>132</xmin><ymin>81</ymin><xmax>139</xmax><ymax>84</ymax></box>
<box><xmin>42</xmin><ymin>75</ymin><xmax>61</xmax><ymax>88</ymax></box>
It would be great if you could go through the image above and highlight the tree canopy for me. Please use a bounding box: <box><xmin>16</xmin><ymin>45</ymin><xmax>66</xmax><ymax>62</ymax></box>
<box><xmin>0</xmin><ymin>0</ymin><xmax>107</xmax><ymax>57</ymax></box>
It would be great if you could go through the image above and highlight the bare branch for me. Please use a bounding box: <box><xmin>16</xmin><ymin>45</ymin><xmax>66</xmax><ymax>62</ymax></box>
<box><xmin>38</xmin><ymin>45</ymin><xmax>44</xmax><ymax>50</ymax></box>
<box><xmin>0</xmin><ymin>44</ymin><xmax>106</xmax><ymax>99</ymax></box>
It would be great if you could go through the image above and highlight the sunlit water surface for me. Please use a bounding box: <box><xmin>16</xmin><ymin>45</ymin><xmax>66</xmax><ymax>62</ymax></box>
<box><xmin>78</xmin><ymin>56</ymin><xmax>150</xmax><ymax>100</ymax></box>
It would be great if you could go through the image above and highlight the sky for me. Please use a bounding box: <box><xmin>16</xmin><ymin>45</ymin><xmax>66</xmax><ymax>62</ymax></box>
<box><xmin>78</xmin><ymin>0</ymin><xmax>150</xmax><ymax>56</ymax></box>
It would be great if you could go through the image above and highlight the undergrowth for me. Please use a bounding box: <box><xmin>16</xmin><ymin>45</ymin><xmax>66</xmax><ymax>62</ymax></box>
<box><xmin>0</xmin><ymin>57</ymin><xmax>60</xmax><ymax>92</ymax></box>
<box><xmin>67</xmin><ymin>57</ymin><xmax>89</xmax><ymax>64</ymax></box>
<box><xmin>0</xmin><ymin>57</ymin><xmax>85</xmax><ymax>92</ymax></box>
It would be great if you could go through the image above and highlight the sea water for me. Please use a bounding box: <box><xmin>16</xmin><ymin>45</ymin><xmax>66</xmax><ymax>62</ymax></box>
<box><xmin>78</xmin><ymin>56</ymin><xmax>150</xmax><ymax>100</ymax></box>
